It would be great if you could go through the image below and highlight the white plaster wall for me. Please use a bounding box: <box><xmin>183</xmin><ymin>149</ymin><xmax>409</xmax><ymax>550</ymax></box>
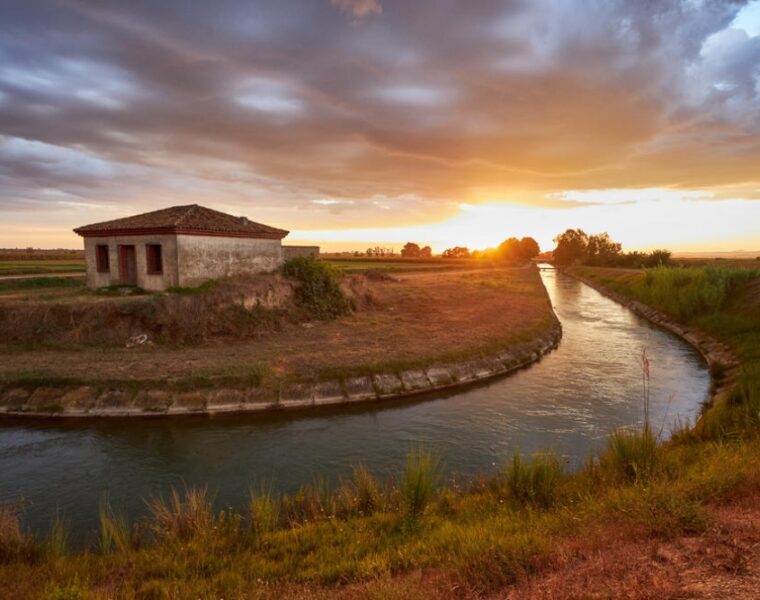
<box><xmin>176</xmin><ymin>235</ymin><xmax>283</xmax><ymax>287</ymax></box>
<box><xmin>83</xmin><ymin>235</ymin><xmax>179</xmax><ymax>290</ymax></box>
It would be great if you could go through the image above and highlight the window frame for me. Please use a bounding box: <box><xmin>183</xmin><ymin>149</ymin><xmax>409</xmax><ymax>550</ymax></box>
<box><xmin>95</xmin><ymin>244</ymin><xmax>110</xmax><ymax>273</ymax></box>
<box><xmin>146</xmin><ymin>243</ymin><xmax>163</xmax><ymax>275</ymax></box>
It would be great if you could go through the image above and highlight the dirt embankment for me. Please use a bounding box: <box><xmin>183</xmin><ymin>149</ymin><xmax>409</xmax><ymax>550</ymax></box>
<box><xmin>0</xmin><ymin>267</ymin><xmax>561</xmax><ymax>417</ymax></box>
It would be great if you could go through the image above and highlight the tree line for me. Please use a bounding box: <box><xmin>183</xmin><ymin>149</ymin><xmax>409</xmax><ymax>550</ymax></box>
<box><xmin>552</xmin><ymin>229</ymin><xmax>671</xmax><ymax>267</ymax></box>
<box><xmin>374</xmin><ymin>230</ymin><xmax>670</xmax><ymax>268</ymax></box>
<box><xmin>402</xmin><ymin>237</ymin><xmax>541</xmax><ymax>262</ymax></box>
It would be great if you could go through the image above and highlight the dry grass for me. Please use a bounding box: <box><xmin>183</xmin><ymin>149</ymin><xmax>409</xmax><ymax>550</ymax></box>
<box><xmin>0</xmin><ymin>266</ymin><xmax>554</xmax><ymax>389</ymax></box>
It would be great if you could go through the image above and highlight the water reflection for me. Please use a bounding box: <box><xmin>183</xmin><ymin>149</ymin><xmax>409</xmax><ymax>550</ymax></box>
<box><xmin>0</xmin><ymin>267</ymin><xmax>709</xmax><ymax>535</ymax></box>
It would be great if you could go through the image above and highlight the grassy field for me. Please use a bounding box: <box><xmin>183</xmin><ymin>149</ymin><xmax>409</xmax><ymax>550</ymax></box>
<box><xmin>324</xmin><ymin>257</ymin><xmax>482</xmax><ymax>274</ymax></box>
<box><xmin>0</xmin><ymin>266</ymin><xmax>554</xmax><ymax>394</ymax></box>
<box><xmin>0</xmin><ymin>256</ymin><xmax>472</xmax><ymax>279</ymax></box>
<box><xmin>1</xmin><ymin>265</ymin><xmax>760</xmax><ymax>598</ymax></box>
<box><xmin>0</xmin><ymin>261</ymin><xmax>85</xmax><ymax>277</ymax></box>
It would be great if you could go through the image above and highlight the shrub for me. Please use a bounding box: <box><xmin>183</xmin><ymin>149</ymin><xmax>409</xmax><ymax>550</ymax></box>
<box><xmin>627</xmin><ymin>266</ymin><xmax>760</xmax><ymax>321</ymax></box>
<box><xmin>399</xmin><ymin>449</ymin><xmax>440</xmax><ymax>520</ymax></box>
<box><xmin>503</xmin><ymin>452</ymin><xmax>563</xmax><ymax>508</ymax></box>
<box><xmin>281</xmin><ymin>257</ymin><xmax>352</xmax><ymax>319</ymax></box>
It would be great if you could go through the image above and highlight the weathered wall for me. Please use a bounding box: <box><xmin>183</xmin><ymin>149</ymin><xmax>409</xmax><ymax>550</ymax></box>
<box><xmin>282</xmin><ymin>245</ymin><xmax>320</xmax><ymax>260</ymax></box>
<box><xmin>176</xmin><ymin>235</ymin><xmax>282</xmax><ymax>287</ymax></box>
<box><xmin>83</xmin><ymin>235</ymin><xmax>179</xmax><ymax>291</ymax></box>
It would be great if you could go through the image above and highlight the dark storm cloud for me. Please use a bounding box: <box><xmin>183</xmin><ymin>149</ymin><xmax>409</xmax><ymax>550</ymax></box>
<box><xmin>0</xmin><ymin>0</ymin><xmax>758</xmax><ymax>229</ymax></box>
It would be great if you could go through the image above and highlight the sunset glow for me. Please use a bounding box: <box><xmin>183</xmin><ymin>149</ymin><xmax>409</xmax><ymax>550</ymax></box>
<box><xmin>1</xmin><ymin>1</ymin><xmax>759</xmax><ymax>253</ymax></box>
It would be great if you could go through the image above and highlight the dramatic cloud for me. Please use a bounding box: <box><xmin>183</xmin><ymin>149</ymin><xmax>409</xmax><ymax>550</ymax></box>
<box><xmin>330</xmin><ymin>0</ymin><xmax>382</xmax><ymax>20</ymax></box>
<box><xmin>0</xmin><ymin>0</ymin><xmax>758</xmax><ymax>250</ymax></box>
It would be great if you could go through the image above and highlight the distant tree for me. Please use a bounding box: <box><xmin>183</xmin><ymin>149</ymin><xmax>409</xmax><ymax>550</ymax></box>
<box><xmin>420</xmin><ymin>246</ymin><xmax>433</xmax><ymax>258</ymax></box>
<box><xmin>498</xmin><ymin>237</ymin><xmax>521</xmax><ymax>261</ymax></box>
<box><xmin>401</xmin><ymin>242</ymin><xmax>421</xmax><ymax>258</ymax></box>
<box><xmin>645</xmin><ymin>249</ymin><xmax>672</xmax><ymax>267</ymax></box>
<box><xmin>518</xmin><ymin>237</ymin><xmax>540</xmax><ymax>260</ymax></box>
<box><xmin>553</xmin><ymin>229</ymin><xmax>589</xmax><ymax>265</ymax></box>
<box><xmin>585</xmin><ymin>233</ymin><xmax>622</xmax><ymax>266</ymax></box>
<box><xmin>442</xmin><ymin>246</ymin><xmax>471</xmax><ymax>259</ymax></box>
<box><xmin>498</xmin><ymin>237</ymin><xmax>540</xmax><ymax>262</ymax></box>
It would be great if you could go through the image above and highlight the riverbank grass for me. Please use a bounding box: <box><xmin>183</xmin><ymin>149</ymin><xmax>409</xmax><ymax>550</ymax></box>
<box><xmin>2</xmin><ymin>264</ymin><xmax>760</xmax><ymax>597</ymax></box>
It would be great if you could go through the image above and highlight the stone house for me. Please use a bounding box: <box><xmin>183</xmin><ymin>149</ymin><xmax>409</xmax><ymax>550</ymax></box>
<box><xmin>74</xmin><ymin>204</ymin><xmax>319</xmax><ymax>291</ymax></box>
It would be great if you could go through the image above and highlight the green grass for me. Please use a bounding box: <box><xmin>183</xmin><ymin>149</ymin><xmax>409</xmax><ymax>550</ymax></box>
<box><xmin>3</xmin><ymin>438</ymin><xmax>760</xmax><ymax>597</ymax></box>
<box><xmin>0</xmin><ymin>276</ymin><xmax>85</xmax><ymax>293</ymax></box>
<box><xmin>499</xmin><ymin>452</ymin><xmax>563</xmax><ymax>508</ymax></box>
<box><xmin>0</xmin><ymin>260</ymin><xmax>85</xmax><ymax>277</ymax></box>
<box><xmin>324</xmin><ymin>257</ymin><xmax>478</xmax><ymax>274</ymax></box>
<box><xmin>2</xmin><ymin>264</ymin><xmax>759</xmax><ymax>597</ymax></box>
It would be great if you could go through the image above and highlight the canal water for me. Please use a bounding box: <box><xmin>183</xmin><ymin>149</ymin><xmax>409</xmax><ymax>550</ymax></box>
<box><xmin>0</xmin><ymin>267</ymin><xmax>710</xmax><ymax>538</ymax></box>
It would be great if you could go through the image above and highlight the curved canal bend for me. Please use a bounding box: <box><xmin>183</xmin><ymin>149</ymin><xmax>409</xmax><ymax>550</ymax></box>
<box><xmin>0</xmin><ymin>267</ymin><xmax>710</xmax><ymax>536</ymax></box>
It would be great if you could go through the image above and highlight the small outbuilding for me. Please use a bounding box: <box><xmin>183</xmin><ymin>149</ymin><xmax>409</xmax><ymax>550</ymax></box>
<box><xmin>74</xmin><ymin>204</ymin><xmax>318</xmax><ymax>291</ymax></box>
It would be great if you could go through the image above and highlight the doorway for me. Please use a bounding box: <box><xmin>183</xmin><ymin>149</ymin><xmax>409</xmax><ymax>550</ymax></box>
<box><xmin>118</xmin><ymin>245</ymin><xmax>137</xmax><ymax>285</ymax></box>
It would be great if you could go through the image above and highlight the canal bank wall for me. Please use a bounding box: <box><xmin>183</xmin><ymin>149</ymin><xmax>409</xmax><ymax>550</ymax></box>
<box><xmin>0</xmin><ymin>320</ymin><xmax>563</xmax><ymax>418</ymax></box>
<box><xmin>563</xmin><ymin>268</ymin><xmax>739</xmax><ymax>410</ymax></box>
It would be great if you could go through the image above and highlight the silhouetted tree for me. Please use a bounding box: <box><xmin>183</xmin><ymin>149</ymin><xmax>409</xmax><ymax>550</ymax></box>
<box><xmin>553</xmin><ymin>229</ymin><xmax>589</xmax><ymax>265</ymax></box>
<box><xmin>645</xmin><ymin>249</ymin><xmax>672</xmax><ymax>267</ymax></box>
<box><xmin>420</xmin><ymin>245</ymin><xmax>432</xmax><ymax>258</ymax></box>
<box><xmin>585</xmin><ymin>233</ymin><xmax>622</xmax><ymax>265</ymax></box>
<box><xmin>401</xmin><ymin>242</ymin><xmax>421</xmax><ymax>257</ymax></box>
<box><xmin>498</xmin><ymin>236</ymin><xmax>540</xmax><ymax>262</ymax></box>
<box><xmin>518</xmin><ymin>237</ymin><xmax>540</xmax><ymax>260</ymax></box>
<box><xmin>442</xmin><ymin>246</ymin><xmax>471</xmax><ymax>258</ymax></box>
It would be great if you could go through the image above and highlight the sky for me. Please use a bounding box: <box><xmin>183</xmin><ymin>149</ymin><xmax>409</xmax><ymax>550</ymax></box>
<box><xmin>1</xmin><ymin>0</ymin><xmax>759</xmax><ymax>253</ymax></box>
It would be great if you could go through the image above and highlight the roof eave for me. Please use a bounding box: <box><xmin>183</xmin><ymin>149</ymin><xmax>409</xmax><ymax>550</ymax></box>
<box><xmin>74</xmin><ymin>226</ymin><xmax>289</xmax><ymax>240</ymax></box>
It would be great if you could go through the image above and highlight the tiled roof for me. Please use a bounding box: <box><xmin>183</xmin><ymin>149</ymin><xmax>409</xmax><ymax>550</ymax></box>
<box><xmin>74</xmin><ymin>204</ymin><xmax>289</xmax><ymax>239</ymax></box>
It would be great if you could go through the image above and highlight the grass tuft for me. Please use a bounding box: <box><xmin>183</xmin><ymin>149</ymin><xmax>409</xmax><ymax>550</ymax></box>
<box><xmin>98</xmin><ymin>497</ymin><xmax>131</xmax><ymax>554</ymax></box>
<box><xmin>146</xmin><ymin>487</ymin><xmax>215</xmax><ymax>542</ymax></box>
<box><xmin>502</xmin><ymin>452</ymin><xmax>563</xmax><ymax>508</ymax></box>
<box><xmin>399</xmin><ymin>448</ymin><xmax>440</xmax><ymax>520</ymax></box>
<box><xmin>602</xmin><ymin>428</ymin><xmax>658</xmax><ymax>483</ymax></box>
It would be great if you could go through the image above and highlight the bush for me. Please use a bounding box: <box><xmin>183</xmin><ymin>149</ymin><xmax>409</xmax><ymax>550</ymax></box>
<box><xmin>627</xmin><ymin>266</ymin><xmax>760</xmax><ymax>321</ymax></box>
<box><xmin>503</xmin><ymin>452</ymin><xmax>563</xmax><ymax>508</ymax></box>
<box><xmin>281</xmin><ymin>257</ymin><xmax>352</xmax><ymax>319</ymax></box>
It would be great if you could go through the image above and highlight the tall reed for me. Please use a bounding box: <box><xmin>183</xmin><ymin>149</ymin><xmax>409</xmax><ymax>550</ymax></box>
<box><xmin>98</xmin><ymin>496</ymin><xmax>131</xmax><ymax>554</ymax></box>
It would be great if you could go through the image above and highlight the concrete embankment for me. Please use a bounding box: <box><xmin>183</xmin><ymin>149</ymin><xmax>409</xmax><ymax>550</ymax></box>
<box><xmin>564</xmin><ymin>268</ymin><xmax>739</xmax><ymax>409</ymax></box>
<box><xmin>0</xmin><ymin>320</ymin><xmax>562</xmax><ymax>418</ymax></box>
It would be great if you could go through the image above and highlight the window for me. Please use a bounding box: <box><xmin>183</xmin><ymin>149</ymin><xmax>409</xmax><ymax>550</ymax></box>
<box><xmin>146</xmin><ymin>244</ymin><xmax>163</xmax><ymax>274</ymax></box>
<box><xmin>96</xmin><ymin>244</ymin><xmax>110</xmax><ymax>273</ymax></box>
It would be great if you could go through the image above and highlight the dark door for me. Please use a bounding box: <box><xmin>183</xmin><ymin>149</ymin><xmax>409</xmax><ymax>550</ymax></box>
<box><xmin>118</xmin><ymin>245</ymin><xmax>137</xmax><ymax>285</ymax></box>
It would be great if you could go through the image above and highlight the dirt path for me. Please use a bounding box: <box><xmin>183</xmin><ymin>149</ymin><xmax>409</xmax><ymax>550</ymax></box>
<box><xmin>499</xmin><ymin>499</ymin><xmax>760</xmax><ymax>600</ymax></box>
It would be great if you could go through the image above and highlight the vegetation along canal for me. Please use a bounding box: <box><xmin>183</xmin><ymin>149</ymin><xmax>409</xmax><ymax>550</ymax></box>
<box><xmin>0</xmin><ymin>266</ymin><xmax>709</xmax><ymax>538</ymax></box>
